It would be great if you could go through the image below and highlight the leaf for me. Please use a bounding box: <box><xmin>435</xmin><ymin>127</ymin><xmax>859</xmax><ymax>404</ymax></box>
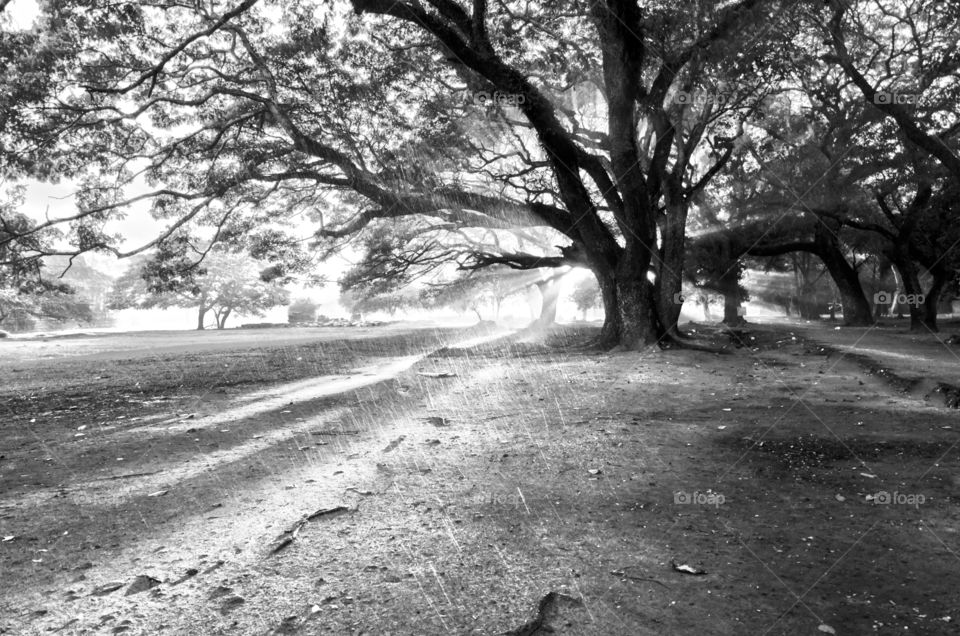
<box><xmin>147</xmin><ymin>490</ymin><xmax>169</xmax><ymax>497</ymax></box>
<box><xmin>382</xmin><ymin>436</ymin><xmax>405</xmax><ymax>453</ymax></box>
<box><xmin>835</xmin><ymin>494</ymin><xmax>845</xmax><ymax>502</ymax></box>
<box><xmin>306</xmin><ymin>506</ymin><xmax>349</xmax><ymax>521</ymax></box>
<box><xmin>91</xmin><ymin>581</ymin><xmax>125</xmax><ymax>596</ymax></box>
<box><xmin>670</xmin><ymin>560</ymin><xmax>707</xmax><ymax>576</ymax></box>
<box><xmin>818</xmin><ymin>625</ymin><xmax>836</xmax><ymax>634</ymax></box>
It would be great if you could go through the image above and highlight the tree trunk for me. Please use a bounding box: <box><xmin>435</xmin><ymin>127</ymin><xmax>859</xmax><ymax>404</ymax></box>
<box><xmin>196</xmin><ymin>291</ymin><xmax>209</xmax><ymax>330</ymax></box>
<box><xmin>814</xmin><ymin>220</ymin><xmax>874</xmax><ymax>326</ymax></box>
<box><xmin>595</xmin><ymin>265</ymin><xmax>660</xmax><ymax>349</ymax></box>
<box><xmin>534</xmin><ymin>279</ymin><xmax>559</xmax><ymax>327</ymax></box>
<box><xmin>889</xmin><ymin>254</ymin><xmax>925</xmax><ymax>331</ymax></box>
<box><xmin>700</xmin><ymin>294</ymin><xmax>714</xmax><ymax>322</ymax></box>
<box><xmin>217</xmin><ymin>307</ymin><xmax>232</xmax><ymax>329</ymax></box>
<box><xmin>748</xmin><ymin>228</ymin><xmax>874</xmax><ymax>326</ymax></box>
<box><xmin>719</xmin><ymin>267</ymin><xmax>745</xmax><ymax>326</ymax></box>
<box><xmin>920</xmin><ymin>265</ymin><xmax>949</xmax><ymax>332</ymax></box>
<box><xmin>655</xmin><ymin>202</ymin><xmax>689</xmax><ymax>334</ymax></box>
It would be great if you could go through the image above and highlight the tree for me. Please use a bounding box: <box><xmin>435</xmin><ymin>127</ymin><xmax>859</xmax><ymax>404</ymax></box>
<box><xmin>821</xmin><ymin>0</ymin><xmax>960</xmax><ymax>184</ymax></box>
<box><xmin>110</xmin><ymin>249</ymin><xmax>290</xmax><ymax>330</ymax></box>
<box><xmin>0</xmin><ymin>188</ymin><xmax>95</xmax><ymax>331</ymax></box>
<box><xmin>419</xmin><ymin>268</ymin><xmax>529</xmax><ymax>322</ymax></box>
<box><xmin>569</xmin><ymin>277</ymin><xmax>601</xmax><ymax>320</ymax></box>
<box><xmin>0</xmin><ymin>0</ymin><xmax>797</xmax><ymax>349</ymax></box>
<box><xmin>288</xmin><ymin>297</ymin><xmax>318</xmax><ymax>324</ymax></box>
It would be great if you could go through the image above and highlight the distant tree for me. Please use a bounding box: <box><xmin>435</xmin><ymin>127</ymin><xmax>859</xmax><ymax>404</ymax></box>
<box><xmin>0</xmin><ymin>190</ymin><xmax>94</xmax><ymax>331</ymax></box>
<box><xmin>110</xmin><ymin>249</ymin><xmax>290</xmax><ymax>330</ymax></box>
<box><xmin>340</xmin><ymin>290</ymin><xmax>417</xmax><ymax>318</ymax></box>
<box><xmin>569</xmin><ymin>277</ymin><xmax>602</xmax><ymax>321</ymax></box>
<box><xmin>288</xmin><ymin>297</ymin><xmax>319</xmax><ymax>324</ymax></box>
<box><xmin>43</xmin><ymin>255</ymin><xmax>116</xmax><ymax>321</ymax></box>
<box><xmin>418</xmin><ymin>268</ymin><xmax>558</xmax><ymax>323</ymax></box>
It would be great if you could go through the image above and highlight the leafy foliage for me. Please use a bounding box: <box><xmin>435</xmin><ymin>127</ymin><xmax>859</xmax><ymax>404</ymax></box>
<box><xmin>110</xmin><ymin>249</ymin><xmax>290</xmax><ymax>329</ymax></box>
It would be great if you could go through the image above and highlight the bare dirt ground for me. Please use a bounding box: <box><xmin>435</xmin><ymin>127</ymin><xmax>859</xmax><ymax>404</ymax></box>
<box><xmin>1</xmin><ymin>322</ymin><xmax>958</xmax><ymax>635</ymax></box>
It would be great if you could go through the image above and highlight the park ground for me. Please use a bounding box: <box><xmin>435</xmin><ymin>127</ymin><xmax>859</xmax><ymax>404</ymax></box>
<box><xmin>0</xmin><ymin>320</ymin><xmax>958</xmax><ymax>635</ymax></box>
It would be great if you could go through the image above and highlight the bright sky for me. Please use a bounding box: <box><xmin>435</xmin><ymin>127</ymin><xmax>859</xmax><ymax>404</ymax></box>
<box><xmin>4</xmin><ymin>0</ymin><xmax>37</xmax><ymax>29</ymax></box>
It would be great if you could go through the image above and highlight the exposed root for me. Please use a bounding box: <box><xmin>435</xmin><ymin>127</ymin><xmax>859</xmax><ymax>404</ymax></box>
<box><xmin>267</xmin><ymin>506</ymin><xmax>351</xmax><ymax>555</ymax></box>
<box><xmin>502</xmin><ymin>591</ymin><xmax>583</xmax><ymax>636</ymax></box>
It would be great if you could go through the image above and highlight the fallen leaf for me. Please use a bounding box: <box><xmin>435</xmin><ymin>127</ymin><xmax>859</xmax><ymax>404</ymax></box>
<box><xmin>818</xmin><ymin>625</ymin><xmax>836</xmax><ymax>634</ymax></box>
<box><xmin>382</xmin><ymin>436</ymin><xmax>405</xmax><ymax>453</ymax></box>
<box><xmin>91</xmin><ymin>581</ymin><xmax>125</xmax><ymax>596</ymax></box>
<box><xmin>147</xmin><ymin>490</ymin><xmax>169</xmax><ymax>497</ymax></box>
<box><xmin>835</xmin><ymin>494</ymin><xmax>846</xmax><ymax>502</ymax></box>
<box><xmin>670</xmin><ymin>560</ymin><xmax>707</xmax><ymax>576</ymax></box>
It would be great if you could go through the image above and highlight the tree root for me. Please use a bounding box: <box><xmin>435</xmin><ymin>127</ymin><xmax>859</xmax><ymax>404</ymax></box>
<box><xmin>502</xmin><ymin>591</ymin><xmax>583</xmax><ymax>636</ymax></box>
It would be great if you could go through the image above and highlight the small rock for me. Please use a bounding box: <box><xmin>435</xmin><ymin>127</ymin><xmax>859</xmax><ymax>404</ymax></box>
<box><xmin>220</xmin><ymin>595</ymin><xmax>245</xmax><ymax>613</ymax></box>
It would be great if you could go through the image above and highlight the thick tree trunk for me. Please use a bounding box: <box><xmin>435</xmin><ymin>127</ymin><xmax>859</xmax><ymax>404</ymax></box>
<box><xmin>719</xmin><ymin>268</ymin><xmax>745</xmax><ymax>326</ymax></box>
<box><xmin>814</xmin><ymin>220</ymin><xmax>874</xmax><ymax>326</ymax></box>
<box><xmin>596</xmin><ymin>265</ymin><xmax>660</xmax><ymax>350</ymax></box>
<box><xmin>655</xmin><ymin>202</ymin><xmax>689</xmax><ymax>334</ymax></box>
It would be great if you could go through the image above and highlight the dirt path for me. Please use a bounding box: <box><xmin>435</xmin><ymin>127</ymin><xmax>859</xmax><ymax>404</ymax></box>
<box><xmin>790</xmin><ymin>320</ymin><xmax>960</xmax><ymax>406</ymax></box>
<box><xmin>1</xmin><ymin>325</ymin><xmax>958</xmax><ymax>635</ymax></box>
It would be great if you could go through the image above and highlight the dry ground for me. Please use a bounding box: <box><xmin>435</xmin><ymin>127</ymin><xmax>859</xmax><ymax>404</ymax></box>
<box><xmin>0</xmin><ymin>322</ymin><xmax>958</xmax><ymax>635</ymax></box>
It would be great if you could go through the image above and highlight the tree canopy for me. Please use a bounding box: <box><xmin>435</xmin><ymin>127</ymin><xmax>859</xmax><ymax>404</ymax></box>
<box><xmin>1</xmin><ymin>0</ymin><xmax>959</xmax><ymax>342</ymax></box>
